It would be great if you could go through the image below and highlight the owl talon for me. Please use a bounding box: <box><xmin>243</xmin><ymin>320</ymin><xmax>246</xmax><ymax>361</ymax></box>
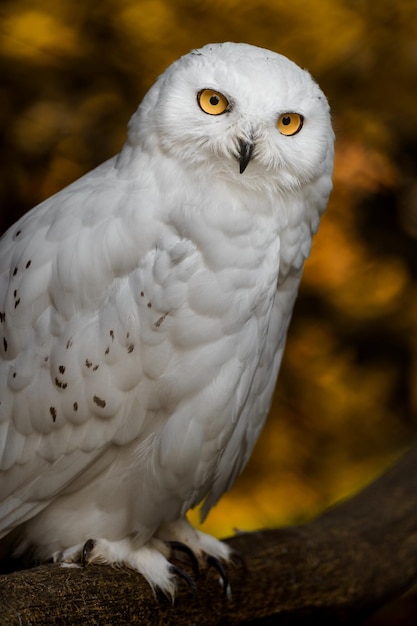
<box><xmin>207</xmin><ymin>555</ymin><xmax>230</xmax><ymax>597</ymax></box>
<box><xmin>81</xmin><ymin>538</ymin><xmax>95</xmax><ymax>566</ymax></box>
<box><xmin>170</xmin><ymin>565</ymin><xmax>197</xmax><ymax>595</ymax></box>
<box><xmin>166</xmin><ymin>541</ymin><xmax>200</xmax><ymax>578</ymax></box>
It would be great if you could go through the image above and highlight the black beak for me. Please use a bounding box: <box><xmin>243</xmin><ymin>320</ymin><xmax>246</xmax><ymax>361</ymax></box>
<box><xmin>238</xmin><ymin>139</ymin><xmax>254</xmax><ymax>174</ymax></box>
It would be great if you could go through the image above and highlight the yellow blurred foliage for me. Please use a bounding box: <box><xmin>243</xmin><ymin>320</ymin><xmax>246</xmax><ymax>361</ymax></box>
<box><xmin>0</xmin><ymin>8</ymin><xmax>78</xmax><ymax>61</ymax></box>
<box><xmin>1</xmin><ymin>0</ymin><xmax>417</xmax><ymax>540</ymax></box>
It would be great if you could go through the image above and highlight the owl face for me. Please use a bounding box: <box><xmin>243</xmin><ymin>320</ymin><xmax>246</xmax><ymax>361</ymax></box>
<box><xmin>132</xmin><ymin>43</ymin><xmax>334</xmax><ymax>193</ymax></box>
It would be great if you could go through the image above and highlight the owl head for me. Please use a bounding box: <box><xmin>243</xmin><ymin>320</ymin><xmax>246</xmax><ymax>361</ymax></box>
<box><xmin>126</xmin><ymin>42</ymin><xmax>334</xmax><ymax>195</ymax></box>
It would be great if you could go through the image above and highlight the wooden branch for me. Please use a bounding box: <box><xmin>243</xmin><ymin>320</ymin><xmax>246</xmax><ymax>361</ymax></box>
<box><xmin>2</xmin><ymin>446</ymin><xmax>417</xmax><ymax>625</ymax></box>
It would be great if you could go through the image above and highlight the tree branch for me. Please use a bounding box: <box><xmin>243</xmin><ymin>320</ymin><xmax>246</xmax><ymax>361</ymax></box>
<box><xmin>2</xmin><ymin>446</ymin><xmax>417</xmax><ymax>625</ymax></box>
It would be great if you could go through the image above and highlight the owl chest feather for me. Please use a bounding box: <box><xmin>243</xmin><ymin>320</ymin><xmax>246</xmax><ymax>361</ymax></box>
<box><xmin>0</xmin><ymin>157</ymin><xmax>306</xmax><ymax>533</ymax></box>
<box><xmin>116</xmin><ymin>174</ymin><xmax>296</xmax><ymax>514</ymax></box>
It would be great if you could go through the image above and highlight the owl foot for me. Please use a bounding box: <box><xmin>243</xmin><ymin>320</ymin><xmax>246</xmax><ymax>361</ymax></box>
<box><xmin>56</xmin><ymin>536</ymin><xmax>184</xmax><ymax>598</ymax></box>
<box><xmin>166</xmin><ymin>542</ymin><xmax>230</xmax><ymax>596</ymax></box>
<box><xmin>157</xmin><ymin>517</ymin><xmax>233</xmax><ymax>597</ymax></box>
<box><xmin>53</xmin><ymin>519</ymin><xmax>233</xmax><ymax>598</ymax></box>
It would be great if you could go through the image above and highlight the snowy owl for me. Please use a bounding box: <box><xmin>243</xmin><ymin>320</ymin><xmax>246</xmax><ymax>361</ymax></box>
<box><xmin>0</xmin><ymin>42</ymin><xmax>334</xmax><ymax>595</ymax></box>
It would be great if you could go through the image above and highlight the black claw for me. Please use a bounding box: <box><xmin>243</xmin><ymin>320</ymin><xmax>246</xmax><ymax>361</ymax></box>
<box><xmin>170</xmin><ymin>565</ymin><xmax>198</xmax><ymax>595</ymax></box>
<box><xmin>155</xmin><ymin>586</ymin><xmax>172</xmax><ymax>605</ymax></box>
<box><xmin>206</xmin><ymin>555</ymin><xmax>230</xmax><ymax>597</ymax></box>
<box><xmin>166</xmin><ymin>541</ymin><xmax>200</xmax><ymax>578</ymax></box>
<box><xmin>81</xmin><ymin>538</ymin><xmax>95</xmax><ymax>567</ymax></box>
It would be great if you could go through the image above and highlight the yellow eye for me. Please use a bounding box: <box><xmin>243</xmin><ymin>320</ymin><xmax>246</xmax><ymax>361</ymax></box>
<box><xmin>197</xmin><ymin>89</ymin><xmax>229</xmax><ymax>115</ymax></box>
<box><xmin>277</xmin><ymin>113</ymin><xmax>304</xmax><ymax>136</ymax></box>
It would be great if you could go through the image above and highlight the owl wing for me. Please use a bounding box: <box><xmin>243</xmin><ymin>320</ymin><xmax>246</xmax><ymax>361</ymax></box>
<box><xmin>0</xmin><ymin>156</ymin><xmax>175</xmax><ymax>537</ymax></box>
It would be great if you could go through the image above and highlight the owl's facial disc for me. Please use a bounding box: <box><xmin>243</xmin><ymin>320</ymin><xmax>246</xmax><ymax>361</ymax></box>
<box><xmin>238</xmin><ymin>138</ymin><xmax>254</xmax><ymax>174</ymax></box>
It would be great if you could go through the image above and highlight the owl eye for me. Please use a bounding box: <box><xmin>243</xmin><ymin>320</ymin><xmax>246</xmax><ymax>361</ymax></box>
<box><xmin>277</xmin><ymin>113</ymin><xmax>304</xmax><ymax>136</ymax></box>
<box><xmin>197</xmin><ymin>89</ymin><xmax>229</xmax><ymax>115</ymax></box>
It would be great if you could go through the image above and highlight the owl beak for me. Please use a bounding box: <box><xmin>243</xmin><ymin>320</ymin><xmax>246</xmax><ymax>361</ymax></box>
<box><xmin>238</xmin><ymin>139</ymin><xmax>254</xmax><ymax>174</ymax></box>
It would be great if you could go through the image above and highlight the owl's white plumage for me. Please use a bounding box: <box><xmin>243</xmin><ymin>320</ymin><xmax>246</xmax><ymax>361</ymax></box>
<box><xmin>0</xmin><ymin>43</ymin><xmax>333</xmax><ymax>593</ymax></box>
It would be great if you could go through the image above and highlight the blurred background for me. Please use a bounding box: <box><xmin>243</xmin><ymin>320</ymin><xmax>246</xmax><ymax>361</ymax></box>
<box><xmin>1</xmin><ymin>0</ymin><xmax>417</xmax><ymax>541</ymax></box>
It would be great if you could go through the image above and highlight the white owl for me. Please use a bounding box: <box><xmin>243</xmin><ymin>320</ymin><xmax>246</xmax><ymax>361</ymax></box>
<box><xmin>0</xmin><ymin>42</ymin><xmax>334</xmax><ymax>595</ymax></box>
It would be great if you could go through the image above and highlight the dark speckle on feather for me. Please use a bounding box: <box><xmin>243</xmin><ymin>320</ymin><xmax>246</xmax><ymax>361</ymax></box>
<box><xmin>12</xmin><ymin>267</ymin><xmax>18</xmax><ymax>277</ymax></box>
<box><xmin>50</xmin><ymin>407</ymin><xmax>57</xmax><ymax>422</ymax></box>
<box><xmin>25</xmin><ymin>260</ymin><xmax>32</xmax><ymax>269</ymax></box>
<box><xmin>55</xmin><ymin>377</ymin><xmax>68</xmax><ymax>390</ymax></box>
<box><xmin>154</xmin><ymin>313</ymin><xmax>168</xmax><ymax>328</ymax></box>
<box><xmin>3</xmin><ymin>337</ymin><xmax>7</xmax><ymax>352</ymax></box>
<box><xmin>93</xmin><ymin>395</ymin><xmax>106</xmax><ymax>408</ymax></box>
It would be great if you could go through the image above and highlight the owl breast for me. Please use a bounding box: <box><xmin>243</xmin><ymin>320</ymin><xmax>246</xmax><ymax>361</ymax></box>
<box><xmin>117</xmin><ymin>180</ymin><xmax>299</xmax><ymax>519</ymax></box>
